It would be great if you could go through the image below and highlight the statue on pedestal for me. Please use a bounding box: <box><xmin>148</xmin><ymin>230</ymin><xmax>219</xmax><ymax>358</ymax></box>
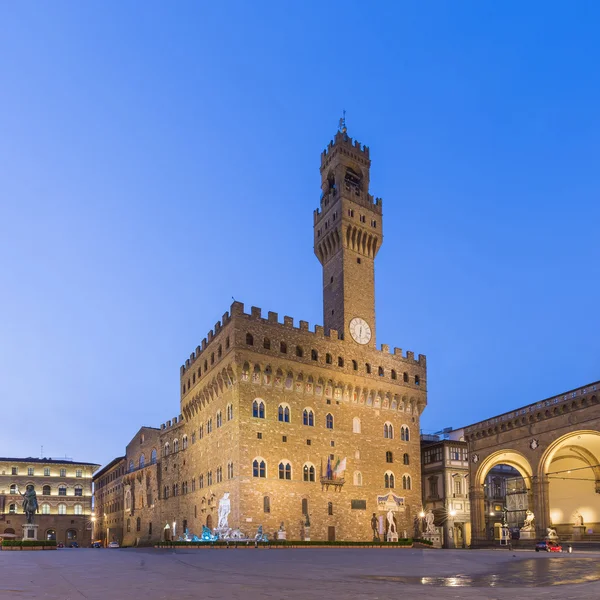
<box><xmin>19</xmin><ymin>485</ymin><xmax>38</xmax><ymax>524</ymax></box>
<box><xmin>217</xmin><ymin>493</ymin><xmax>230</xmax><ymax>530</ymax></box>
<box><xmin>573</xmin><ymin>512</ymin><xmax>584</xmax><ymax>527</ymax></box>
<box><xmin>425</xmin><ymin>509</ymin><xmax>436</xmax><ymax>534</ymax></box>
<box><xmin>386</xmin><ymin>510</ymin><xmax>397</xmax><ymax>536</ymax></box>
<box><xmin>521</xmin><ymin>510</ymin><xmax>535</xmax><ymax>532</ymax></box>
<box><xmin>371</xmin><ymin>513</ymin><xmax>379</xmax><ymax>541</ymax></box>
<box><xmin>546</xmin><ymin>527</ymin><xmax>558</xmax><ymax>540</ymax></box>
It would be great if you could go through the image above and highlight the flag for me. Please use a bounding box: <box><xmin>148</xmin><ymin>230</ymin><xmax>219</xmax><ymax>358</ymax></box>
<box><xmin>333</xmin><ymin>457</ymin><xmax>347</xmax><ymax>477</ymax></box>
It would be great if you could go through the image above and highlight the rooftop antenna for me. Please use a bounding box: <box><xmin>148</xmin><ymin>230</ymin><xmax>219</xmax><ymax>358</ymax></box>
<box><xmin>338</xmin><ymin>109</ymin><xmax>347</xmax><ymax>133</ymax></box>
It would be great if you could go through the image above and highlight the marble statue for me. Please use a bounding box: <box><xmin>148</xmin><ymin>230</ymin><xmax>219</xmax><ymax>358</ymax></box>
<box><xmin>546</xmin><ymin>527</ymin><xmax>558</xmax><ymax>540</ymax></box>
<box><xmin>425</xmin><ymin>509</ymin><xmax>436</xmax><ymax>534</ymax></box>
<box><xmin>19</xmin><ymin>485</ymin><xmax>39</xmax><ymax>524</ymax></box>
<box><xmin>217</xmin><ymin>492</ymin><xmax>230</xmax><ymax>530</ymax></box>
<box><xmin>278</xmin><ymin>522</ymin><xmax>285</xmax><ymax>533</ymax></box>
<box><xmin>386</xmin><ymin>510</ymin><xmax>397</xmax><ymax>536</ymax></box>
<box><xmin>521</xmin><ymin>510</ymin><xmax>535</xmax><ymax>531</ymax></box>
<box><xmin>371</xmin><ymin>513</ymin><xmax>379</xmax><ymax>540</ymax></box>
<box><xmin>573</xmin><ymin>512</ymin><xmax>584</xmax><ymax>527</ymax></box>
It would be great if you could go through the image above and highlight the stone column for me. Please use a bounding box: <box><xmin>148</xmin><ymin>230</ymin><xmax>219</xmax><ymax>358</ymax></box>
<box><xmin>469</xmin><ymin>488</ymin><xmax>486</xmax><ymax>545</ymax></box>
<box><xmin>533</xmin><ymin>475</ymin><xmax>550</xmax><ymax>538</ymax></box>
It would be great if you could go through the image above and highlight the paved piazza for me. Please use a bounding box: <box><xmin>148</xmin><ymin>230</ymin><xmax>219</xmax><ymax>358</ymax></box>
<box><xmin>1</xmin><ymin>548</ymin><xmax>599</xmax><ymax>599</ymax></box>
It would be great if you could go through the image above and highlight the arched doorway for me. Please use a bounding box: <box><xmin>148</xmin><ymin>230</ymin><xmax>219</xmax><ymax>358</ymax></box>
<box><xmin>46</xmin><ymin>529</ymin><xmax>56</xmax><ymax>541</ymax></box>
<box><xmin>206</xmin><ymin>514</ymin><xmax>213</xmax><ymax>530</ymax></box>
<box><xmin>539</xmin><ymin>430</ymin><xmax>600</xmax><ymax>539</ymax></box>
<box><xmin>472</xmin><ymin>450</ymin><xmax>534</xmax><ymax>543</ymax></box>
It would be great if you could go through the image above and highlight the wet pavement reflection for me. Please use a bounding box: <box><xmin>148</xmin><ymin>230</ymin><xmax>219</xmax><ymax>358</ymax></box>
<box><xmin>364</xmin><ymin>558</ymin><xmax>600</xmax><ymax>587</ymax></box>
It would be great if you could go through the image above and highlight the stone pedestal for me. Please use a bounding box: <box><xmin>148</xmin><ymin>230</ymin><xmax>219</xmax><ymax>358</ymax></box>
<box><xmin>387</xmin><ymin>532</ymin><xmax>399</xmax><ymax>542</ymax></box>
<box><xmin>303</xmin><ymin>526</ymin><xmax>310</xmax><ymax>542</ymax></box>
<box><xmin>423</xmin><ymin>530</ymin><xmax>442</xmax><ymax>548</ymax></box>
<box><xmin>277</xmin><ymin>530</ymin><xmax>287</xmax><ymax>540</ymax></box>
<box><xmin>22</xmin><ymin>524</ymin><xmax>38</xmax><ymax>541</ymax></box>
<box><xmin>572</xmin><ymin>525</ymin><xmax>585</xmax><ymax>540</ymax></box>
<box><xmin>519</xmin><ymin>529</ymin><xmax>534</xmax><ymax>540</ymax></box>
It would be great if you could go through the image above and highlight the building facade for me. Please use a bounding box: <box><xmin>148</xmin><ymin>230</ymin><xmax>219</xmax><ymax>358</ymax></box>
<box><xmin>0</xmin><ymin>457</ymin><xmax>98</xmax><ymax>546</ymax></box>
<box><xmin>95</xmin><ymin>125</ymin><xmax>428</xmax><ymax>543</ymax></box>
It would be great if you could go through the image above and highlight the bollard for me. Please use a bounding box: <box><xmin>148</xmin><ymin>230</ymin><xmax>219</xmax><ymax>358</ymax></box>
<box><xmin>568</xmin><ymin>545</ymin><xmax>573</xmax><ymax>554</ymax></box>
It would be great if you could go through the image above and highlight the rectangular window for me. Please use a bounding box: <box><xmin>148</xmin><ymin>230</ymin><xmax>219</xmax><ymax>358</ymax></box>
<box><xmin>28</xmin><ymin>467</ymin><xmax>34</xmax><ymax>476</ymax></box>
<box><xmin>76</xmin><ymin>469</ymin><xmax>82</xmax><ymax>478</ymax></box>
<box><xmin>306</xmin><ymin>439</ymin><xmax>311</xmax><ymax>446</ymax></box>
<box><xmin>257</xmin><ymin>432</ymin><xmax>262</xmax><ymax>440</ymax></box>
<box><xmin>44</xmin><ymin>468</ymin><xmax>50</xmax><ymax>476</ymax></box>
<box><xmin>11</xmin><ymin>467</ymin><xmax>18</xmax><ymax>475</ymax></box>
<box><xmin>351</xmin><ymin>500</ymin><xmax>367</xmax><ymax>510</ymax></box>
<box><xmin>454</xmin><ymin>478</ymin><xmax>462</xmax><ymax>496</ymax></box>
<box><xmin>282</xmin><ymin>436</ymin><xmax>287</xmax><ymax>442</ymax></box>
<box><xmin>60</xmin><ymin>468</ymin><xmax>67</xmax><ymax>477</ymax></box>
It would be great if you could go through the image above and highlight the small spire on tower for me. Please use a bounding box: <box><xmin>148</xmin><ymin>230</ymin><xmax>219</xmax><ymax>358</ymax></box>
<box><xmin>338</xmin><ymin>109</ymin><xmax>347</xmax><ymax>133</ymax></box>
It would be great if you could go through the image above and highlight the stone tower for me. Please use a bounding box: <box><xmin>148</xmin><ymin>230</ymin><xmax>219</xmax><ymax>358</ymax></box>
<box><xmin>314</xmin><ymin>121</ymin><xmax>383</xmax><ymax>347</ymax></box>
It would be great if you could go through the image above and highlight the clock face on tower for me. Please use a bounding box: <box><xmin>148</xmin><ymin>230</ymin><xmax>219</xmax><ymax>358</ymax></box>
<box><xmin>349</xmin><ymin>317</ymin><xmax>372</xmax><ymax>345</ymax></box>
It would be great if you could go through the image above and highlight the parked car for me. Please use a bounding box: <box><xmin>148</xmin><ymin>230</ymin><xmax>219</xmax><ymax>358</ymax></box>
<box><xmin>108</xmin><ymin>541</ymin><xmax>120</xmax><ymax>548</ymax></box>
<box><xmin>535</xmin><ymin>540</ymin><xmax>563</xmax><ymax>552</ymax></box>
<box><xmin>91</xmin><ymin>541</ymin><xmax>102</xmax><ymax>548</ymax></box>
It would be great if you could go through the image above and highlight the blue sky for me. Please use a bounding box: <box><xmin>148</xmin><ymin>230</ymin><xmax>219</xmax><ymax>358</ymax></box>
<box><xmin>1</xmin><ymin>1</ymin><xmax>599</xmax><ymax>469</ymax></box>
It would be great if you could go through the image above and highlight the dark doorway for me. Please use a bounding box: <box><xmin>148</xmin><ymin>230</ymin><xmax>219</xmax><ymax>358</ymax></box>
<box><xmin>206</xmin><ymin>514</ymin><xmax>213</xmax><ymax>529</ymax></box>
<box><xmin>328</xmin><ymin>526</ymin><xmax>336</xmax><ymax>542</ymax></box>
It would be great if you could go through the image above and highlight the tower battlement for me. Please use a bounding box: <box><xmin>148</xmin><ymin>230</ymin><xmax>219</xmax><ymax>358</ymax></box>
<box><xmin>321</xmin><ymin>130</ymin><xmax>370</xmax><ymax>167</ymax></box>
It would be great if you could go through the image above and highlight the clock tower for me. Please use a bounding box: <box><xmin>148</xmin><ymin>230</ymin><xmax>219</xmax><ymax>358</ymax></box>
<box><xmin>314</xmin><ymin>120</ymin><xmax>383</xmax><ymax>347</ymax></box>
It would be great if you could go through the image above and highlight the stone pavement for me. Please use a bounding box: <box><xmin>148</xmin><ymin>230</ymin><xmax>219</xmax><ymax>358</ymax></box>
<box><xmin>1</xmin><ymin>547</ymin><xmax>599</xmax><ymax>599</ymax></box>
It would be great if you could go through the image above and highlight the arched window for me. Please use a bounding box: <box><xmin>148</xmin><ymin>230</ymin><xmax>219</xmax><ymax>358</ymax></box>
<box><xmin>246</xmin><ymin>333</ymin><xmax>254</xmax><ymax>346</ymax></box>
<box><xmin>328</xmin><ymin>502</ymin><xmax>333</xmax><ymax>515</ymax></box>
<box><xmin>151</xmin><ymin>449</ymin><xmax>157</xmax><ymax>464</ymax></box>
<box><xmin>129</xmin><ymin>460</ymin><xmax>134</xmax><ymax>472</ymax></box>
<box><xmin>378</xmin><ymin>366</ymin><xmax>384</xmax><ymax>376</ymax></box>
<box><xmin>42</xmin><ymin>485</ymin><xmax>51</xmax><ymax>496</ymax></box>
<box><xmin>252</xmin><ymin>458</ymin><xmax>266</xmax><ymax>478</ymax></box>
<box><xmin>45</xmin><ymin>529</ymin><xmax>56</xmax><ymax>541</ymax></box>
<box><xmin>41</xmin><ymin>503</ymin><xmax>50</xmax><ymax>514</ymax></box>
<box><xmin>326</xmin><ymin>413</ymin><xmax>334</xmax><ymax>429</ymax></box>
<box><xmin>278</xmin><ymin>461</ymin><xmax>292</xmax><ymax>480</ymax></box>
<box><xmin>199</xmin><ymin>425</ymin><xmax>204</xmax><ymax>440</ymax></box>
<box><xmin>58</xmin><ymin>503</ymin><xmax>67</xmax><ymax>515</ymax></box>
<box><xmin>216</xmin><ymin>411</ymin><xmax>222</xmax><ymax>428</ymax></box>
<box><xmin>253</xmin><ymin>399</ymin><xmax>265</xmax><ymax>419</ymax></box>
<box><xmin>403</xmin><ymin>453</ymin><xmax>410</xmax><ymax>465</ymax></box>
<box><xmin>182</xmin><ymin>435</ymin><xmax>188</xmax><ymax>449</ymax></box>
<box><xmin>139</xmin><ymin>454</ymin><xmax>145</xmax><ymax>469</ymax></box>
<box><xmin>125</xmin><ymin>491</ymin><xmax>131</xmax><ymax>511</ymax></box>
<box><xmin>263</xmin><ymin>496</ymin><xmax>270</xmax><ymax>513</ymax></box>
<box><xmin>352</xmin><ymin>360</ymin><xmax>358</xmax><ymax>370</ymax></box>
<box><xmin>296</xmin><ymin>346</ymin><xmax>303</xmax><ymax>357</ymax></box>
<box><xmin>365</xmin><ymin>363</ymin><xmax>371</xmax><ymax>374</ymax></box>
<box><xmin>353</xmin><ymin>471</ymin><xmax>363</xmax><ymax>486</ymax></box>
<box><xmin>67</xmin><ymin>529</ymin><xmax>77</xmax><ymax>540</ymax></box>
<box><xmin>227</xmin><ymin>404</ymin><xmax>233</xmax><ymax>421</ymax></box>
<box><xmin>58</xmin><ymin>485</ymin><xmax>67</xmax><ymax>496</ymax></box>
<box><xmin>164</xmin><ymin>442</ymin><xmax>170</xmax><ymax>457</ymax></box>
<box><xmin>311</xmin><ymin>349</ymin><xmax>318</xmax><ymax>361</ymax></box>
<box><xmin>280</xmin><ymin>341</ymin><xmax>287</xmax><ymax>353</ymax></box>
<box><xmin>403</xmin><ymin>372</ymin><xmax>409</xmax><ymax>382</ymax></box>
<box><xmin>352</xmin><ymin>417</ymin><xmax>361</xmax><ymax>433</ymax></box>
<box><xmin>9</xmin><ymin>484</ymin><xmax>16</xmax><ymax>494</ymax></box>
<box><xmin>218</xmin><ymin>344</ymin><xmax>222</xmax><ymax>358</ymax></box>
<box><xmin>74</xmin><ymin>485</ymin><xmax>83</xmax><ymax>497</ymax></box>
<box><xmin>403</xmin><ymin>475</ymin><xmax>412</xmax><ymax>490</ymax></box>
<box><xmin>303</xmin><ymin>409</ymin><xmax>314</xmax><ymax>426</ymax></box>
<box><xmin>401</xmin><ymin>426</ymin><xmax>410</xmax><ymax>441</ymax></box>
<box><xmin>303</xmin><ymin>463</ymin><xmax>316</xmax><ymax>482</ymax></box>
<box><xmin>173</xmin><ymin>439</ymin><xmax>179</xmax><ymax>453</ymax></box>
<box><xmin>302</xmin><ymin>498</ymin><xmax>309</xmax><ymax>515</ymax></box>
<box><xmin>263</xmin><ymin>337</ymin><xmax>271</xmax><ymax>349</ymax></box>
<box><xmin>415</xmin><ymin>375</ymin><xmax>420</xmax><ymax>386</ymax></box>
<box><xmin>338</xmin><ymin>356</ymin><xmax>344</xmax><ymax>367</ymax></box>
<box><xmin>326</xmin><ymin>353</ymin><xmax>332</xmax><ymax>364</ymax></box>
<box><xmin>384</xmin><ymin>471</ymin><xmax>395</xmax><ymax>489</ymax></box>
<box><xmin>391</xmin><ymin>370</ymin><xmax>397</xmax><ymax>380</ymax></box>
<box><xmin>136</xmin><ymin>517</ymin><xmax>141</xmax><ymax>532</ymax></box>
<box><xmin>8</xmin><ymin>503</ymin><xmax>16</xmax><ymax>514</ymax></box>
<box><xmin>383</xmin><ymin>422</ymin><xmax>394</xmax><ymax>439</ymax></box>
<box><xmin>386</xmin><ymin>451</ymin><xmax>393</xmax><ymax>463</ymax></box>
<box><xmin>278</xmin><ymin>404</ymin><xmax>290</xmax><ymax>423</ymax></box>
<box><xmin>74</xmin><ymin>504</ymin><xmax>83</xmax><ymax>515</ymax></box>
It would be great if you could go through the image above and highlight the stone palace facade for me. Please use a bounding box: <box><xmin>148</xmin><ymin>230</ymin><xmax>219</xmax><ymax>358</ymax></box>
<box><xmin>94</xmin><ymin>124</ymin><xmax>428</xmax><ymax>545</ymax></box>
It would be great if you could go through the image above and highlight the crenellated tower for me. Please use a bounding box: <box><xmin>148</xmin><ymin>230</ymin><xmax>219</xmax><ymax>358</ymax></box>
<box><xmin>314</xmin><ymin>121</ymin><xmax>383</xmax><ymax>347</ymax></box>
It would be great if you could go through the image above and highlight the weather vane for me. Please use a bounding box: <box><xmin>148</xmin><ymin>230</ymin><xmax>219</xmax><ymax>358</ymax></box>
<box><xmin>338</xmin><ymin>109</ymin><xmax>347</xmax><ymax>133</ymax></box>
